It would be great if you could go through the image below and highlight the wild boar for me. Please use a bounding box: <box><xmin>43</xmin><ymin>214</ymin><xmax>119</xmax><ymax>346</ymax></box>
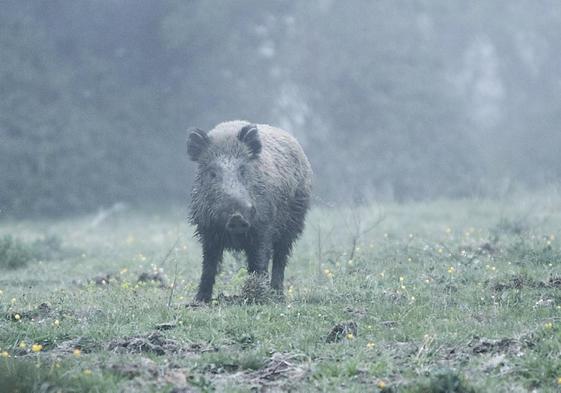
<box><xmin>187</xmin><ymin>120</ymin><xmax>312</xmax><ymax>302</ymax></box>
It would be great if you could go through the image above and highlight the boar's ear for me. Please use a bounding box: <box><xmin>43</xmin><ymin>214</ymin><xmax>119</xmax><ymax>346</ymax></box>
<box><xmin>187</xmin><ymin>128</ymin><xmax>210</xmax><ymax>162</ymax></box>
<box><xmin>238</xmin><ymin>124</ymin><xmax>262</xmax><ymax>158</ymax></box>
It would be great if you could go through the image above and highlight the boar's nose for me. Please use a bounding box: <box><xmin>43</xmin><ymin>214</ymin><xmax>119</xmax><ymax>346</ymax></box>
<box><xmin>226</xmin><ymin>213</ymin><xmax>250</xmax><ymax>234</ymax></box>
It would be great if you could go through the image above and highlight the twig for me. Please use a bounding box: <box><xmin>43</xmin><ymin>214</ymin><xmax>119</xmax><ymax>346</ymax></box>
<box><xmin>167</xmin><ymin>253</ymin><xmax>179</xmax><ymax>308</ymax></box>
<box><xmin>347</xmin><ymin>207</ymin><xmax>385</xmax><ymax>260</ymax></box>
<box><xmin>159</xmin><ymin>236</ymin><xmax>180</xmax><ymax>269</ymax></box>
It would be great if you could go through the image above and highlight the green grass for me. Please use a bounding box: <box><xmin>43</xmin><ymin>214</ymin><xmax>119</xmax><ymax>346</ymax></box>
<box><xmin>1</xmin><ymin>194</ymin><xmax>561</xmax><ymax>392</ymax></box>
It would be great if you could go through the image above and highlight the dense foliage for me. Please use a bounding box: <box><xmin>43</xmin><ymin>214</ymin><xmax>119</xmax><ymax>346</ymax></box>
<box><xmin>2</xmin><ymin>1</ymin><xmax>561</xmax><ymax>216</ymax></box>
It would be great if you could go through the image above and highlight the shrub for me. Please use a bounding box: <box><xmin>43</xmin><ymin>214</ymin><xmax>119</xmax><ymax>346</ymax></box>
<box><xmin>411</xmin><ymin>370</ymin><xmax>476</xmax><ymax>393</ymax></box>
<box><xmin>0</xmin><ymin>235</ymin><xmax>33</xmax><ymax>269</ymax></box>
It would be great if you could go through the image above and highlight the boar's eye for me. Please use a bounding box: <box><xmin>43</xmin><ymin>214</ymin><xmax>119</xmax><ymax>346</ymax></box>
<box><xmin>208</xmin><ymin>169</ymin><xmax>218</xmax><ymax>179</ymax></box>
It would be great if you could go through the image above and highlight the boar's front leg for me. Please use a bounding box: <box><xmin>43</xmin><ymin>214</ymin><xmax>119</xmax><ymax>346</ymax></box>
<box><xmin>246</xmin><ymin>232</ymin><xmax>273</xmax><ymax>277</ymax></box>
<box><xmin>195</xmin><ymin>235</ymin><xmax>224</xmax><ymax>303</ymax></box>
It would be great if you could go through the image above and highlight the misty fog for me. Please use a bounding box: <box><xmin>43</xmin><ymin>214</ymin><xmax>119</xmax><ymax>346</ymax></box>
<box><xmin>2</xmin><ymin>1</ymin><xmax>561</xmax><ymax>216</ymax></box>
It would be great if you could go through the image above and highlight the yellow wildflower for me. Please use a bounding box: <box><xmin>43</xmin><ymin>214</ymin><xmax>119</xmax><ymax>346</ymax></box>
<box><xmin>1</xmin><ymin>351</ymin><xmax>9</xmax><ymax>358</ymax></box>
<box><xmin>346</xmin><ymin>333</ymin><xmax>354</xmax><ymax>340</ymax></box>
<box><xmin>83</xmin><ymin>369</ymin><xmax>92</xmax><ymax>375</ymax></box>
<box><xmin>377</xmin><ymin>380</ymin><xmax>386</xmax><ymax>389</ymax></box>
<box><xmin>14</xmin><ymin>313</ymin><xmax>21</xmax><ymax>321</ymax></box>
<box><xmin>31</xmin><ymin>344</ymin><xmax>42</xmax><ymax>353</ymax></box>
<box><xmin>448</xmin><ymin>266</ymin><xmax>455</xmax><ymax>274</ymax></box>
<box><xmin>544</xmin><ymin>322</ymin><xmax>553</xmax><ymax>330</ymax></box>
<box><xmin>73</xmin><ymin>348</ymin><xmax>81</xmax><ymax>357</ymax></box>
<box><xmin>557</xmin><ymin>376</ymin><xmax>561</xmax><ymax>385</ymax></box>
<box><xmin>367</xmin><ymin>342</ymin><xmax>375</xmax><ymax>349</ymax></box>
<box><xmin>18</xmin><ymin>342</ymin><xmax>26</xmax><ymax>349</ymax></box>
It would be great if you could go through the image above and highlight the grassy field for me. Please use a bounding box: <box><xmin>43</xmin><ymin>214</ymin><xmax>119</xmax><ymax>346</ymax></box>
<box><xmin>1</xmin><ymin>194</ymin><xmax>561</xmax><ymax>392</ymax></box>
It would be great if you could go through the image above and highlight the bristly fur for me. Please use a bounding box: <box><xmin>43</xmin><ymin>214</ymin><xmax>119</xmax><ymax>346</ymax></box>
<box><xmin>187</xmin><ymin>120</ymin><xmax>313</xmax><ymax>302</ymax></box>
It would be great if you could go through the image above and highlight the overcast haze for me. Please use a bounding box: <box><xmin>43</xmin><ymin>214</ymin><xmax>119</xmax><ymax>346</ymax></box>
<box><xmin>2</xmin><ymin>1</ymin><xmax>561</xmax><ymax>216</ymax></box>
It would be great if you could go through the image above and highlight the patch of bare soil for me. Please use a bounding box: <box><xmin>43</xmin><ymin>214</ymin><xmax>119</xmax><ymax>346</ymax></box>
<box><xmin>490</xmin><ymin>274</ymin><xmax>545</xmax><ymax>293</ymax></box>
<box><xmin>382</xmin><ymin>341</ymin><xmax>420</xmax><ymax>361</ymax></box>
<box><xmin>244</xmin><ymin>353</ymin><xmax>309</xmax><ymax>383</ymax></box>
<box><xmin>217</xmin><ymin>353</ymin><xmax>310</xmax><ymax>391</ymax></box>
<box><xmin>6</xmin><ymin>302</ymin><xmax>57</xmax><ymax>322</ymax></box>
<box><xmin>138</xmin><ymin>272</ymin><xmax>167</xmax><ymax>287</ymax></box>
<box><xmin>492</xmin><ymin>274</ymin><xmax>561</xmax><ymax>291</ymax></box>
<box><xmin>155</xmin><ymin>322</ymin><xmax>178</xmax><ymax>331</ymax></box>
<box><xmin>113</xmin><ymin>352</ymin><xmax>309</xmax><ymax>392</ymax></box>
<box><xmin>468</xmin><ymin>335</ymin><xmax>535</xmax><ymax>357</ymax></box>
<box><xmin>110</xmin><ymin>357</ymin><xmax>159</xmax><ymax>379</ymax></box>
<box><xmin>55</xmin><ymin>337</ymin><xmax>99</xmax><ymax>354</ymax></box>
<box><xmin>547</xmin><ymin>276</ymin><xmax>561</xmax><ymax>288</ymax></box>
<box><xmin>109</xmin><ymin>357</ymin><xmax>194</xmax><ymax>392</ymax></box>
<box><xmin>326</xmin><ymin>321</ymin><xmax>358</xmax><ymax>343</ymax></box>
<box><xmin>107</xmin><ymin>331</ymin><xmax>213</xmax><ymax>356</ymax></box>
<box><xmin>344</xmin><ymin>306</ymin><xmax>368</xmax><ymax>319</ymax></box>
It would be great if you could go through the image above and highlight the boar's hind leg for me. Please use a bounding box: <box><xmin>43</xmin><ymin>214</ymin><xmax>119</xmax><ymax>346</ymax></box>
<box><xmin>271</xmin><ymin>240</ymin><xmax>293</xmax><ymax>294</ymax></box>
<box><xmin>195</xmin><ymin>236</ymin><xmax>224</xmax><ymax>303</ymax></box>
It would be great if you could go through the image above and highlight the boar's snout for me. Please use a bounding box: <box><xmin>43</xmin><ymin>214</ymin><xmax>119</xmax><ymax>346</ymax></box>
<box><xmin>226</xmin><ymin>212</ymin><xmax>250</xmax><ymax>234</ymax></box>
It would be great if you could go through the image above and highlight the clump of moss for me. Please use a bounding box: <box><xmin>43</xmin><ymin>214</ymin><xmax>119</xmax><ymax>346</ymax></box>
<box><xmin>241</xmin><ymin>273</ymin><xmax>275</xmax><ymax>304</ymax></box>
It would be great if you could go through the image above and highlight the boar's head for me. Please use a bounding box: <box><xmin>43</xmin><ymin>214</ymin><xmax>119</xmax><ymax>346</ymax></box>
<box><xmin>187</xmin><ymin>124</ymin><xmax>263</xmax><ymax>234</ymax></box>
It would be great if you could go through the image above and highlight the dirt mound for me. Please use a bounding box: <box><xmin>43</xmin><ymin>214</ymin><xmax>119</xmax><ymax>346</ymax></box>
<box><xmin>110</xmin><ymin>357</ymin><xmax>193</xmax><ymax>391</ymax></box>
<box><xmin>6</xmin><ymin>302</ymin><xmax>58</xmax><ymax>322</ymax></box>
<box><xmin>547</xmin><ymin>276</ymin><xmax>561</xmax><ymax>288</ymax></box>
<box><xmin>243</xmin><ymin>352</ymin><xmax>309</xmax><ymax>383</ymax></box>
<box><xmin>107</xmin><ymin>331</ymin><xmax>183</xmax><ymax>355</ymax></box>
<box><xmin>468</xmin><ymin>336</ymin><xmax>531</xmax><ymax>356</ymax></box>
<box><xmin>215</xmin><ymin>353</ymin><xmax>310</xmax><ymax>391</ymax></box>
<box><xmin>138</xmin><ymin>272</ymin><xmax>166</xmax><ymax>287</ymax></box>
<box><xmin>490</xmin><ymin>275</ymin><xmax>545</xmax><ymax>292</ymax></box>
